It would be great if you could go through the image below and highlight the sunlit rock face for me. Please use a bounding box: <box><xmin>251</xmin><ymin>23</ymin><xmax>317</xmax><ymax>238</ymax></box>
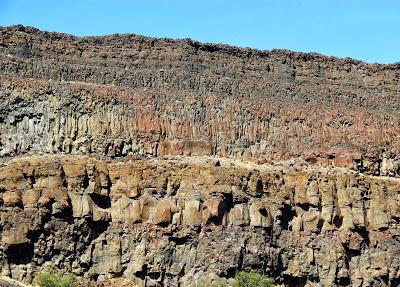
<box><xmin>1</xmin><ymin>156</ymin><xmax>400</xmax><ymax>286</ymax></box>
<box><xmin>0</xmin><ymin>25</ymin><xmax>399</xmax><ymax>286</ymax></box>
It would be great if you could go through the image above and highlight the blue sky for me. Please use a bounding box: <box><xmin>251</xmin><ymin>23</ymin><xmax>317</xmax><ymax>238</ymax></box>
<box><xmin>0</xmin><ymin>0</ymin><xmax>399</xmax><ymax>64</ymax></box>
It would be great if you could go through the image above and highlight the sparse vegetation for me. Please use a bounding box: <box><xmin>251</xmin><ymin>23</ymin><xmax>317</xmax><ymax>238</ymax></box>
<box><xmin>210</xmin><ymin>279</ymin><xmax>228</xmax><ymax>287</ymax></box>
<box><xmin>210</xmin><ymin>271</ymin><xmax>275</xmax><ymax>287</ymax></box>
<box><xmin>233</xmin><ymin>271</ymin><xmax>275</xmax><ymax>287</ymax></box>
<box><xmin>34</xmin><ymin>268</ymin><xmax>78</xmax><ymax>287</ymax></box>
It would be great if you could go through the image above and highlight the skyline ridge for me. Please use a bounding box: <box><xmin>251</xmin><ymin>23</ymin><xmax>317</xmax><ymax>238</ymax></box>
<box><xmin>2</xmin><ymin>24</ymin><xmax>400</xmax><ymax>67</ymax></box>
<box><xmin>1</xmin><ymin>0</ymin><xmax>398</xmax><ymax>64</ymax></box>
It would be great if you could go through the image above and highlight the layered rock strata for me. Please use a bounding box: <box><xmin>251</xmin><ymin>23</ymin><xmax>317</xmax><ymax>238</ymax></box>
<box><xmin>0</xmin><ymin>25</ymin><xmax>399</xmax><ymax>176</ymax></box>
<box><xmin>0</xmin><ymin>155</ymin><xmax>399</xmax><ymax>286</ymax></box>
<box><xmin>0</xmin><ymin>25</ymin><xmax>399</xmax><ymax>287</ymax></box>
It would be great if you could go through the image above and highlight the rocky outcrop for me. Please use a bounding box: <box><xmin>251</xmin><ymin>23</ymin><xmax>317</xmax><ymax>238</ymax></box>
<box><xmin>0</xmin><ymin>277</ymin><xmax>28</xmax><ymax>287</ymax></box>
<box><xmin>0</xmin><ymin>25</ymin><xmax>399</xmax><ymax>286</ymax></box>
<box><xmin>0</xmin><ymin>25</ymin><xmax>399</xmax><ymax>176</ymax></box>
<box><xmin>0</xmin><ymin>155</ymin><xmax>399</xmax><ymax>286</ymax></box>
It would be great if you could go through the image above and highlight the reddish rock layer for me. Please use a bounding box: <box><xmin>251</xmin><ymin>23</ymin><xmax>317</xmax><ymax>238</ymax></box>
<box><xmin>0</xmin><ymin>25</ymin><xmax>400</xmax><ymax>287</ymax></box>
<box><xmin>0</xmin><ymin>25</ymin><xmax>399</xmax><ymax>175</ymax></box>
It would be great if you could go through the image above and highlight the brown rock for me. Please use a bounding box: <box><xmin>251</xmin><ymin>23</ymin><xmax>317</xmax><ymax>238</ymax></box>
<box><xmin>153</xmin><ymin>200</ymin><xmax>172</xmax><ymax>225</ymax></box>
<box><xmin>0</xmin><ymin>25</ymin><xmax>399</xmax><ymax>286</ymax></box>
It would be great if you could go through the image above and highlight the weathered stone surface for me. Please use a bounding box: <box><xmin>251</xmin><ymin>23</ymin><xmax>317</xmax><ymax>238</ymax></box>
<box><xmin>0</xmin><ymin>155</ymin><xmax>398</xmax><ymax>286</ymax></box>
<box><xmin>0</xmin><ymin>26</ymin><xmax>400</xmax><ymax>286</ymax></box>
<box><xmin>0</xmin><ymin>25</ymin><xmax>399</xmax><ymax>176</ymax></box>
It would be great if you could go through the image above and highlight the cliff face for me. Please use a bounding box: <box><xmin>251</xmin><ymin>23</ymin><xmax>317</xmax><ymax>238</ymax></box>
<box><xmin>0</xmin><ymin>25</ymin><xmax>399</xmax><ymax>287</ymax></box>
<box><xmin>0</xmin><ymin>25</ymin><xmax>399</xmax><ymax>175</ymax></box>
<box><xmin>1</xmin><ymin>155</ymin><xmax>400</xmax><ymax>287</ymax></box>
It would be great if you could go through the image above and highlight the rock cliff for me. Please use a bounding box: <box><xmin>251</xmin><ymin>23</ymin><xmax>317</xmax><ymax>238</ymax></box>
<box><xmin>0</xmin><ymin>25</ymin><xmax>399</xmax><ymax>286</ymax></box>
<box><xmin>1</xmin><ymin>156</ymin><xmax>400</xmax><ymax>287</ymax></box>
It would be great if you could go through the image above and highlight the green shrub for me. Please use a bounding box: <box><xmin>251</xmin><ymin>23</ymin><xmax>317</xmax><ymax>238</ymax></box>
<box><xmin>233</xmin><ymin>271</ymin><xmax>275</xmax><ymax>287</ymax></box>
<box><xmin>34</xmin><ymin>268</ymin><xmax>78</xmax><ymax>287</ymax></box>
<box><xmin>210</xmin><ymin>279</ymin><xmax>228</xmax><ymax>287</ymax></box>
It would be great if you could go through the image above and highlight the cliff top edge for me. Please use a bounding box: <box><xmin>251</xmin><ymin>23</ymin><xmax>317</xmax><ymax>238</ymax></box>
<box><xmin>1</xmin><ymin>24</ymin><xmax>399</xmax><ymax>68</ymax></box>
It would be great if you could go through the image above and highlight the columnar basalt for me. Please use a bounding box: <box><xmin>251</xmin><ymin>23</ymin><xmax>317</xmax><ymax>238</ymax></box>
<box><xmin>0</xmin><ymin>25</ymin><xmax>399</xmax><ymax>287</ymax></box>
<box><xmin>0</xmin><ymin>25</ymin><xmax>399</xmax><ymax>175</ymax></box>
<box><xmin>0</xmin><ymin>155</ymin><xmax>399</xmax><ymax>286</ymax></box>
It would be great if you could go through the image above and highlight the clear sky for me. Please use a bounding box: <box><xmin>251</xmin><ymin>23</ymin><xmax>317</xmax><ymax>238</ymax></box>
<box><xmin>0</xmin><ymin>0</ymin><xmax>399</xmax><ymax>64</ymax></box>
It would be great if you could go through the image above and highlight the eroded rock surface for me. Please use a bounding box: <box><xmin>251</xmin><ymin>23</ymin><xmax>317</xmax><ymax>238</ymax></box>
<box><xmin>0</xmin><ymin>155</ymin><xmax>399</xmax><ymax>286</ymax></box>
<box><xmin>0</xmin><ymin>25</ymin><xmax>399</xmax><ymax>176</ymax></box>
<box><xmin>0</xmin><ymin>26</ymin><xmax>399</xmax><ymax>287</ymax></box>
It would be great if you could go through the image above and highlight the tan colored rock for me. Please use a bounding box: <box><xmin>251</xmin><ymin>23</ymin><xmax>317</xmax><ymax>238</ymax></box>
<box><xmin>302</xmin><ymin>209</ymin><xmax>320</xmax><ymax>232</ymax></box>
<box><xmin>291</xmin><ymin>215</ymin><xmax>302</xmax><ymax>232</ymax></box>
<box><xmin>182</xmin><ymin>199</ymin><xmax>202</xmax><ymax>226</ymax></box>
<box><xmin>367</xmin><ymin>182</ymin><xmax>389</xmax><ymax>230</ymax></box>
<box><xmin>1</xmin><ymin>24</ymin><xmax>400</xmax><ymax>286</ymax></box>
<box><xmin>306</xmin><ymin>176</ymin><xmax>320</xmax><ymax>207</ymax></box>
<box><xmin>292</xmin><ymin>173</ymin><xmax>308</xmax><ymax>206</ymax></box>
<box><xmin>249</xmin><ymin>201</ymin><xmax>271</xmax><ymax>228</ymax></box>
<box><xmin>153</xmin><ymin>200</ymin><xmax>173</xmax><ymax>225</ymax></box>
<box><xmin>229</xmin><ymin>203</ymin><xmax>249</xmax><ymax>226</ymax></box>
<box><xmin>1</xmin><ymin>227</ymin><xmax>29</xmax><ymax>245</ymax></box>
<box><xmin>69</xmin><ymin>192</ymin><xmax>92</xmax><ymax>218</ymax></box>
<box><xmin>109</xmin><ymin>166</ymin><xmax>141</xmax><ymax>198</ymax></box>
<box><xmin>92</xmin><ymin>205</ymin><xmax>111</xmax><ymax>222</ymax></box>
<box><xmin>2</xmin><ymin>191</ymin><xmax>22</xmax><ymax>207</ymax></box>
<box><xmin>319</xmin><ymin>176</ymin><xmax>335</xmax><ymax>229</ymax></box>
<box><xmin>0</xmin><ymin>154</ymin><xmax>398</xmax><ymax>286</ymax></box>
<box><xmin>22</xmin><ymin>189</ymin><xmax>40</xmax><ymax>207</ymax></box>
<box><xmin>91</xmin><ymin>236</ymin><xmax>122</xmax><ymax>275</ymax></box>
<box><xmin>111</xmin><ymin>196</ymin><xmax>141</xmax><ymax>223</ymax></box>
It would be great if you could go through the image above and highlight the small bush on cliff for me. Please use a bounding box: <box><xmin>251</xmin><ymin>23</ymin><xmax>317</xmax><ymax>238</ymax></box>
<box><xmin>210</xmin><ymin>279</ymin><xmax>228</xmax><ymax>287</ymax></box>
<box><xmin>34</xmin><ymin>268</ymin><xmax>78</xmax><ymax>287</ymax></box>
<box><xmin>233</xmin><ymin>271</ymin><xmax>275</xmax><ymax>287</ymax></box>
